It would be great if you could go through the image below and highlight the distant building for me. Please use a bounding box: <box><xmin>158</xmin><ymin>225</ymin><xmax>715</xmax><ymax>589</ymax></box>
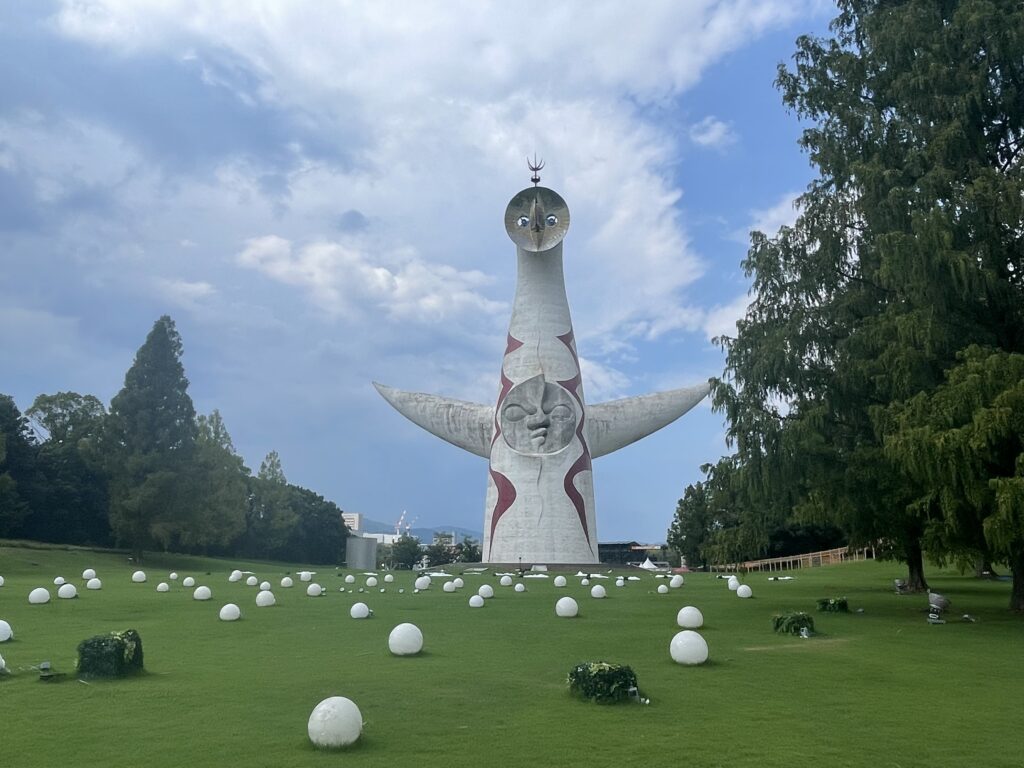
<box><xmin>362</xmin><ymin>532</ymin><xmax>404</xmax><ymax>545</ymax></box>
<box><xmin>342</xmin><ymin>512</ymin><xmax>363</xmax><ymax>532</ymax></box>
<box><xmin>432</xmin><ymin>531</ymin><xmax>455</xmax><ymax>547</ymax></box>
<box><xmin>598</xmin><ymin>541</ymin><xmax>671</xmax><ymax>566</ymax></box>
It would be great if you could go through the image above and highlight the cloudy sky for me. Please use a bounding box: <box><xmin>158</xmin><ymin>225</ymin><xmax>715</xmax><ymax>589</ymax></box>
<box><xmin>1</xmin><ymin>1</ymin><xmax>832</xmax><ymax>543</ymax></box>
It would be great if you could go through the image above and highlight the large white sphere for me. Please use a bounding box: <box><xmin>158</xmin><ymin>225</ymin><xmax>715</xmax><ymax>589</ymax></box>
<box><xmin>57</xmin><ymin>583</ymin><xmax>78</xmax><ymax>599</ymax></box>
<box><xmin>349</xmin><ymin>602</ymin><xmax>370</xmax><ymax>619</ymax></box>
<box><xmin>29</xmin><ymin>587</ymin><xmax>50</xmax><ymax>604</ymax></box>
<box><xmin>737</xmin><ymin>584</ymin><xmax>753</xmax><ymax>599</ymax></box>
<box><xmin>344</xmin><ymin>574</ymin><xmax>355</xmax><ymax>584</ymax></box>
<box><xmin>553</xmin><ymin>575</ymin><xmax>567</xmax><ymax>587</ymax></box>
<box><xmin>727</xmin><ymin>576</ymin><xmax>740</xmax><ymax>591</ymax></box>
<box><xmin>193</xmin><ymin>585</ymin><xmax>212</xmax><ymax>600</ymax></box>
<box><xmin>229</xmin><ymin>570</ymin><xmax>243</xmax><ymax>582</ymax></box>
<box><xmin>657</xmin><ymin>584</ymin><xmax>669</xmax><ymax>594</ymax></box>
<box><xmin>478</xmin><ymin>584</ymin><xmax>494</xmax><ymax>599</ymax></box>
<box><xmin>388</xmin><ymin>623</ymin><xmax>424</xmax><ymax>656</ymax></box>
<box><xmin>468</xmin><ymin>595</ymin><xmax>485</xmax><ymax>608</ymax></box>
<box><xmin>219</xmin><ymin>603</ymin><xmax>241</xmax><ymax>621</ymax></box>
<box><xmin>442</xmin><ymin>581</ymin><xmax>457</xmax><ymax>593</ymax></box>
<box><xmin>615</xmin><ymin>578</ymin><xmax>625</xmax><ymax>587</ymax></box>
<box><xmin>555</xmin><ymin>596</ymin><xmax>579</xmax><ymax>617</ymax></box>
<box><xmin>384</xmin><ymin>574</ymin><xmax>395</xmax><ymax>583</ymax></box>
<box><xmin>670</xmin><ymin>575</ymin><xmax>685</xmax><ymax>588</ymax></box>
<box><xmin>169</xmin><ymin>572</ymin><xmax>178</xmax><ymax>580</ymax></box>
<box><xmin>670</xmin><ymin>630</ymin><xmax>709</xmax><ymax>665</ymax></box>
<box><xmin>280</xmin><ymin>576</ymin><xmax>294</xmax><ymax>588</ymax></box>
<box><xmin>499</xmin><ymin>575</ymin><xmax>513</xmax><ymax>587</ymax></box>
<box><xmin>299</xmin><ymin>571</ymin><xmax>313</xmax><ymax>582</ymax></box>
<box><xmin>514</xmin><ymin>583</ymin><xmax>526</xmax><ymax>593</ymax></box>
<box><xmin>590</xmin><ymin>585</ymin><xmax>607</xmax><ymax>599</ymax></box>
<box><xmin>82</xmin><ymin>568</ymin><xmax>96</xmax><ymax>580</ymax></box>
<box><xmin>183</xmin><ymin>576</ymin><xmax>196</xmax><ymax>587</ymax></box>
<box><xmin>0</xmin><ymin>620</ymin><xmax>12</xmax><ymax>642</ymax></box>
<box><xmin>308</xmin><ymin>696</ymin><xmax>362</xmax><ymax>749</ymax></box>
<box><xmin>453</xmin><ymin>577</ymin><xmax>464</xmax><ymax>589</ymax></box>
<box><xmin>156</xmin><ymin>582</ymin><xmax>170</xmax><ymax>593</ymax></box>
<box><xmin>256</xmin><ymin>590</ymin><xmax>276</xmax><ymax>607</ymax></box>
<box><xmin>677</xmin><ymin>606</ymin><xmax>705</xmax><ymax>629</ymax></box>
<box><xmin>366</xmin><ymin>577</ymin><xmax>378</xmax><ymax>588</ymax></box>
<box><xmin>0</xmin><ymin>575</ymin><xmax>4</xmax><ymax>587</ymax></box>
<box><xmin>580</xmin><ymin>578</ymin><xmax>590</xmax><ymax>586</ymax></box>
<box><xmin>246</xmin><ymin>576</ymin><xmax>258</xmax><ymax>587</ymax></box>
<box><xmin>260</xmin><ymin>581</ymin><xmax>271</xmax><ymax>591</ymax></box>
<box><xmin>86</xmin><ymin>578</ymin><xmax>102</xmax><ymax>590</ymax></box>
<box><xmin>414</xmin><ymin>576</ymin><xmax>431</xmax><ymax>591</ymax></box>
<box><xmin>306</xmin><ymin>583</ymin><xmax>323</xmax><ymax>597</ymax></box>
<box><xmin>132</xmin><ymin>570</ymin><xmax>147</xmax><ymax>583</ymax></box>
<box><xmin>54</xmin><ymin>576</ymin><xmax>65</xmax><ymax>586</ymax></box>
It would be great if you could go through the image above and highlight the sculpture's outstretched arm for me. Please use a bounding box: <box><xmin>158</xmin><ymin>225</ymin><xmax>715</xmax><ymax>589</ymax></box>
<box><xmin>373</xmin><ymin>382</ymin><xmax>494</xmax><ymax>458</ymax></box>
<box><xmin>586</xmin><ymin>381</ymin><xmax>712</xmax><ymax>459</ymax></box>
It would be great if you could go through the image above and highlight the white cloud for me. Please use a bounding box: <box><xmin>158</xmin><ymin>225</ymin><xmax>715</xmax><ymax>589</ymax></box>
<box><xmin>689</xmin><ymin>116</ymin><xmax>737</xmax><ymax>148</ymax></box>
<box><xmin>154</xmin><ymin>278</ymin><xmax>216</xmax><ymax>309</ymax></box>
<box><xmin>579</xmin><ymin>356</ymin><xmax>632</xmax><ymax>402</ymax></box>
<box><xmin>732</xmin><ymin>190</ymin><xmax>802</xmax><ymax>242</ymax></box>
<box><xmin>702</xmin><ymin>292</ymin><xmax>753</xmax><ymax>341</ymax></box>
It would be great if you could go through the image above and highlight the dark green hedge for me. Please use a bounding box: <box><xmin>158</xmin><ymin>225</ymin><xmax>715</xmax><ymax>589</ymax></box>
<box><xmin>817</xmin><ymin>597</ymin><xmax>849</xmax><ymax>612</ymax></box>
<box><xmin>567</xmin><ymin>661</ymin><xmax>639</xmax><ymax>703</ymax></box>
<box><xmin>771</xmin><ymin>611</ymin><xmax>815</xmax><ymax>635</ymax></box>
<box><xmin>76</xmin><ymin>629</ymin><xmax>144</xmax><ymax>678</ymax></box>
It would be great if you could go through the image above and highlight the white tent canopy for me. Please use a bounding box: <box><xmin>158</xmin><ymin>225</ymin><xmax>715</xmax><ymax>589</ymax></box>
<box><xmin>638</xmin><ymin>558</ymin><xmax>659</xmax><ymax>571</ymax></box>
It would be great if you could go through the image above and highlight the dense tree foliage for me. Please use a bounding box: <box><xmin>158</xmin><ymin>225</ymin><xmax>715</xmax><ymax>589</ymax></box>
<box><xmin>0</xmin><ymin>316</ymin><xmax>350</xmax><ymax>564</ymax></box>
<box><xmin>674</xmin><ymin>0</ymin><xmax>1024</xmax><ymax>606</ymax></box>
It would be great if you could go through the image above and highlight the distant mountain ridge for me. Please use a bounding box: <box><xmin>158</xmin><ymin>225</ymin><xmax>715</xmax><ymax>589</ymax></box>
<box><xmin>355</xmin><ymin>516</ymin><xmax>482</xmax><ymax>543</ymax></box>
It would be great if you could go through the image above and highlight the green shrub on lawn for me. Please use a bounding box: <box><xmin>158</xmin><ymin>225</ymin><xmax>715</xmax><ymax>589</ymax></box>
<box><xmin>772</xmin><ymin>612</ymin><xmax>815</xmax><ymax>635</ymax></box>
<box><xmin>77</xmin><ymin>629</ymin><xmax>145</xmax><ymax>678</ymax></box>
<box><xmin>817</xmin><ymin>597</ymin><xmax>849</xmax><ymax>612</ymax></box>
<box><xmin>567</xmin><ymin>661</ymin><xmax>639</xmax><ymax>703</ymax></box>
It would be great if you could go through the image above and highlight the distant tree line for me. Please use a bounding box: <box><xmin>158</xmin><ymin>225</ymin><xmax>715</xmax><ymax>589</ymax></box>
<box><xmin>0</xmin><ymin>315</ymin><xmax>348</xmax><ymax>564</ymax></box>
<box><xmin>669</xmin><ymin>1</ymin><xmax>1024</xmax><ymax>611</ymax></box>
<box><xmin>378</xmin><ymin>534</ymin><xmax>481</xmax><ymax>570</ymax></box>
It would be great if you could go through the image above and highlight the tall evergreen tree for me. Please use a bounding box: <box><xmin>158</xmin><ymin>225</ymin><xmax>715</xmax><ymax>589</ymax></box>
<box><xmin>0</xmin><ymin>395</ymin><xmax>35</xmax><ymax>536</ymax></box>
<box><xmin>103</xmin><ymin>316</ymin><xmax>198</xmax><ymax>561</ymax></box>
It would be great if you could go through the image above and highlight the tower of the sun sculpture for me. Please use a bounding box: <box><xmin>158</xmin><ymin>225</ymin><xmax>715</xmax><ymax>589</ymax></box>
<box><xmin>375</xmin><ymin>164</ymin><xmax>710</xmax><ymax>563</ymax></box>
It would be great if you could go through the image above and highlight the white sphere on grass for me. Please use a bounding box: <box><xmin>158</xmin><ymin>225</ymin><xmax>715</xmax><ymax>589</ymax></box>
<box><xmin>0</xmin><ymin>575</ymin><xmax>4</xmax><ymax>587</ymax></box>
<box><xmin>156</xmin><ymin>582</ymin><xmax>170</xmax><ymax>593</ymax></box>
<box><xmin>344</xmin><ymin>574</ymin><xmax>355</xmax><ymax>584</ymax></box>
<box><xmin>54</xmin><ymin>576</ymin><xmax>65</xmax><ymax>586</ymax></box>
<box><xmin>366</xmin><ymin>577</ymin><xmax>378</xmax><ymax>588</ymax></box>
<box><xmin>131</xmin><ymin>571</ymin><xmax>146</xmax><ymax>583</ymax></box>
<box><xmin>384</xmin><ymin>574</ymin><xmax>394</xmax><ymax>583</ymax></box>
<box><xmin>308</xmin><ymin>696</ymin><xmax>362</xmax><ymax>749</ymax></box>
<box><xmin>453</xmin><ymin>578</ymin><xmax>464</xmax><ymax>589</ymax></box>
<box><xmin>414</xmin><ymin>576</ymin><xmax>431</xmax><ymax>591</ymax></box>
<box><xmin>580</xmin><ymin>578</ymin><xmax>590</xmax><ymax>586</ymax></box>
<box><xmin>219</xmin><ymin>603</ymin><xmax>241</xmax><ymax>621</ymax></box>
<box><xmin>388</xmin><ymin>623</ymin><xmax>423</xmax><ymax>656</ymax></box>
<box><xmin>553</xmin><ymin>575</ymin><xmax>567</xmax><ymax>587</ymax></box>
<box><xmin>193</xmin><ymin>586</ymin><xmax>212</xmax><ymax>600</ymax></box>
<box><xmin>670</xmin><ymin>630</ymin><xmax>709</xmax><ymax>665</ymax></box>
<box><xmin>499</xmin><ymin>575</ymin><xmax>513</xmax><ymax>587</ymax></box>
<box><xmin>256</xmin><ymin>590</ymin><xmax>276</xmax><ymax>607</ymax></box>
<box><xmin>468</xmin><ymin>595</ymin><xmax>484</xmax><ymax>608</ymax></box>
<box><xmin>86</xmin><ymin>578</ymin><xmax>102</xmax><ymax>590</ymax></box>
<box><xmin>169</xmin><ymin>572</ymin><xmax>178</xmax><ymax>580</ymax></box>
<box><xmin>0</xmin><ymin>652</ymin><xmax>4</xmax><ymax>671</ymax></box>
<box><xmin>0</xmin><ymin>620</ymin><xmax>12</xmax><ymax>642</ymax></box>
<box><xmin>29</xmin><ymin>587</ymin><xmax>50</xmax><ymax>604</ymax></box>
<box><xmin>307</xmin><ymin>583</ymin><xmax>323</xmax><ymax>597</ymax></box>
<box><xmin>737</xmin><ymin>584</ymin><xmax>753</xmax><ymax>599</ymax></box>
<box><xmin>555</xmin><ymin>596</ymin><xmax>579</xmax><ymax>617</ymax></box>
<box><xmin>657</xmin><ymin>584</ymin><xmax>669</xmax><ymax>594</ymax></box>
<box><xmin>677</xmin><ymin>606</ymin><xmax>705</xmax><ymax>629</ymax></box>
<box><xmin>246</xmin><ymin>576</ymin><xmax>258</xmax><ymax>587</ymax></box>
<box><xmin>280</xmin><ymin>576</ymin><xmax>294</xmax><ymax>588</ymax></box>
<box><xmin>299</xmin><ymin>571</ymin><xmax>313</xmax><ymax>582</ymax></box>
<box><xmin>57</xmin><ymin>583</ymin><xmax>78</xmax><ymax>599</ymax></box>
<box><xmin>260</xmin><ymin>581</ymin><xmax>271</xmax><ymax>591</ymax></box>
<box><xmin>670</xmin><ymin>575</ymin><xmax>684</xmax><ymax>588</ymax></box>
<box><xmin>229</xmin><ymin>570</ymin><xmax>243</xmax><ymax>582</ymax></box>
<box><xmin>727</xmin><ymin>576</ymin><xmax>739</xmax><ymax>591</ymax></box>
<box><xmin>349</xmin><ymin>602</ymin><xmax>370</xmax><ymax>619</ymax></box>
<box><xmin>590</xmin><ymin>585</ymin><xmax>606</xmax><ymax>599</ymax></box>
<box><xmin>615</xmin><ymin>578</ymin><xmax>625</xmax><ymax>587</ymax></box>
<box><xmin>514</xmin><ymin>583</ymin><xmax>526</xmax><ymax>593</ymax></box>
<box><xmin>82</xmin><ymin>568</ymin><xmax>96</xmax><ymax>580</ymax></box>
<box><xmin>442</xmin><ymin>581</ymin><xmax>456</xmax><ymax>593</ymax></box>
<box><xmin>478</xmin><ymin>584</ymin><xmax>494</xmax><ymax>599</ymax></box>
<box><xmin>183</xmin><ymin>576</ymin><xmax>196</xmax><ymax>587</ymax></box>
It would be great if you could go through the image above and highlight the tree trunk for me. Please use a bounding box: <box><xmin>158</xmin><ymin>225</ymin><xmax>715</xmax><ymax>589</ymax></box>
<box><xmin>1010</xmin><ymin>552</ymin><xmax>1024</xmax><ymax>613</ymax></box>
<box><xmin>905</xmin><ymin>539</ymin><xmax>928</xmax><ymax>592</ymax></box>
<box><xmin>975</xmin><ymin>554</ymin><xmax>998</xmax><ymax>579</ymax></box>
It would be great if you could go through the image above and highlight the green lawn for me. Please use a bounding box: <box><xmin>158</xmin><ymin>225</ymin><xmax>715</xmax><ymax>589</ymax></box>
<box><xmin>0</xmin><ymin>544</ymin><xmax>1021</xmax><ymax>768</ymax></box>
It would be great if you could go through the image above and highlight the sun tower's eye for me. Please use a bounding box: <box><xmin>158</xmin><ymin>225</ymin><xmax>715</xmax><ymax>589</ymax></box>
<box><xmin>516</xmin><ymin>216</ymin><xmax>530</xmax><ymax>228</ymax></box>
<box><xmin>545</xmin><ymin>214</ymin><xmax>558</xmax><ymax>226</ymax></box>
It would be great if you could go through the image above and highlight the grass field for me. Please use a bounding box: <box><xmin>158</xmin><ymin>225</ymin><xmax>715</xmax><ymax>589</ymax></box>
<box><xmin>0</xmin><ymin>544</ymin><xmax>1021</xmax><ymax>768</ymax></box>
